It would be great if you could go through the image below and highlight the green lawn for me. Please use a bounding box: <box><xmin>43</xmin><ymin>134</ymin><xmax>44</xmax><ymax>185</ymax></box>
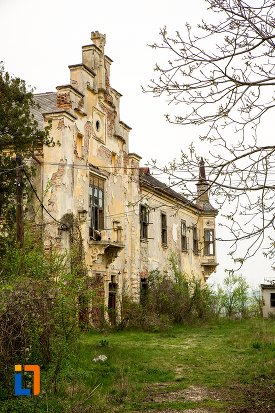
<box><xmin>2</xmin><ymin>319</ymin><xmax>275</xmax><ymax>412</ymax></box>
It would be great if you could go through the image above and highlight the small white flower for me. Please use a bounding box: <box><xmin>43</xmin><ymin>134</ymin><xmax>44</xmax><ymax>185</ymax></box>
<box><xmin>93</xmin><ymin>354</ymin><xmax>107</xmax><ymax>363</ymax></box>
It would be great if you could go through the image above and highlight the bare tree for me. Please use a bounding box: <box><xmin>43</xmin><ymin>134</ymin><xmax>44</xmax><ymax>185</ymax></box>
<box><xmin>145</xmin><ymin>0</ymin><xmax>275</xmax><ymax>268</ymax></box>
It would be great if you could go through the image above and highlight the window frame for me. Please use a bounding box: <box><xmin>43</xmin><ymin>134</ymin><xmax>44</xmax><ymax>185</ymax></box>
<box><xmin>140</xmin><ymin>204</ymin><xmax>149</xmax><ymax>240</ymax></box>
<box><xmin>270</xmin><ymin>293</ymin><xmax>275</xmax><ymax>307</ymax></box>
<box><xmin>161</xmin><ymin>213</ymin><xmax>167</xmax><ymax>246</ymax></box>
<box><xmin>89</xmin><ymin>175</ymin><xmax>105</xmax><ymax>239</ymax></box>
<box><xmin>204</xmin><ymin>228</ymin><xmax>215</xmax><ymax>256</ymax></box>
<box><xmin>181</xmin><ymin>220</ymin><xmax>188</xmax><ymax>252</ymax></box>
<box><xmin>193</xmin><ymin>226</ymin><xmax>199</xmax><ymax>255</ymax></box>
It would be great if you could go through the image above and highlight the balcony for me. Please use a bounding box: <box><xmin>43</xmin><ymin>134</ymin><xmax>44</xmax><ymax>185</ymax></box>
<box><xmin>201</xmin><ymin>257</ymin><xmax>218</xmax><ymax>279</ymax></box>
<box><xmin>88</xmin><ymin>239</ymin><xmax>124</xmax><ymax>267</ymax></box>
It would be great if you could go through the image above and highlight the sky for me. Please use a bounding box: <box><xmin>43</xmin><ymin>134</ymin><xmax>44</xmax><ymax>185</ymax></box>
<box><xmin>1</xmin><ymin>0</ymin><xmax>273</xmax><ymax>288</ymax></box>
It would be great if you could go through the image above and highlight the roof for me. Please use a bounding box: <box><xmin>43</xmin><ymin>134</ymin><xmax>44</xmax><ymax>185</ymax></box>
<box><xmin>261</xmin><ymin>283</ymin><xmax>275</xmax><ymax>289</ymax></box>
<box><xmin>139</xmin><ymin>169</ymin><xmax>218</xmax><ymax>215</ymax></box>
<box><xmin>139</xmin><ymin>169</ymin><xmax>197</xmax><ymax>210</ymax></box>
<box><xmin>32</xmin><ymin>92</ymin><xmax>58</xmax><ymax>129</ymax></box>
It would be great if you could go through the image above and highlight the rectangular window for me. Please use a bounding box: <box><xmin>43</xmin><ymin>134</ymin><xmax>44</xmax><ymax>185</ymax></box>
<box><xmin>89</xmin><ymin>175</ymin><xmax>104</xmax><ymax>240</ymax></box>
<box><xmin>181</xmin><ymin>220</ymin><xmax>188</xmax><ymax>251</ymax></box>
<box><xmin>193</xmin><ymin>226</ymin><xmax>199</xmax><ymax>255</ymax></box>
<box><xmin>270</xmin><ymin>293</ymin><xmax>275</xmax><ymax>307</ymax></box>
<box><xmin>76</xmin><ymin>134</ymin><xmax>83</xmax><ymax>157</ymax></box>
<box><xmin>161</xmin><ymin>213</ymin><xmax>167</xmax><ymax>246</ymax></box>
<box><xmin>204</xmin><ymin>229</ymin><xmax>215</xmax><ymax>256</ymax></box>
<box><xmin>140</xmin><ymin>205</ymin><xmax>149</xmax><ymax>240</ymax></box>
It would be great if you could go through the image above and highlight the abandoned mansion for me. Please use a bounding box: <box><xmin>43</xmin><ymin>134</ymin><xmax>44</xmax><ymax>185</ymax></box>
<box><xmin>31</xmin><ymin>32</ymin><xmax>218</xmax><ymax>321</ymax></box>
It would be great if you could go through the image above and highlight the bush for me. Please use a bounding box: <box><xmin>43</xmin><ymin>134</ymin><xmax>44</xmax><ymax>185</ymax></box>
<box><xmin>119</xmin><ymin>259</ymin><xmax>217</xmax><ymax>330</ymax></box>
<box><xmin>0</xmin><ymin>239</ymin><xmax>88</xmax><ymax>398</ymax></box>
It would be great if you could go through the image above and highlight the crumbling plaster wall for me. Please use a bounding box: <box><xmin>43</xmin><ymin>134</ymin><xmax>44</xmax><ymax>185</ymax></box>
<box><xmin>40</xmin><ymin>33</ymin><xmax>141</xmax><ymax>312</ymax></box>
<box><xmin>139</xmin><ymin>189</ymin><xmax>214</xmax><ymax>280</ymax></box>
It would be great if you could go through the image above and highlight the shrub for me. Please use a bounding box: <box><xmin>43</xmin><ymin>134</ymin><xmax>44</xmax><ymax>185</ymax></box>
<box><xmin>119</xmin><ymin>258</ymin><xmax>217</xmax><ymax>330</ymax></box>
<box><xmin>0</xmin><ymin>239</ymin><xmax>88</xmax><ymax>398</ymax></box>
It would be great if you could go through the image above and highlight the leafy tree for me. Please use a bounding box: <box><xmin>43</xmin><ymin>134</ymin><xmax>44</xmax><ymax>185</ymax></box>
<box><xmin>0</xmin><ymin>64</ymin><xmax>51</xmax><ymax>245</ymax></box>
<box><xmin>146</xmin><ymin>0</ymin><xmax>275</xmax><ymax>268</ymax></box>
<box><xmin>219</xmin><ymin>273</ymin><xmax>249</xmax><ymax>318</ymax></box>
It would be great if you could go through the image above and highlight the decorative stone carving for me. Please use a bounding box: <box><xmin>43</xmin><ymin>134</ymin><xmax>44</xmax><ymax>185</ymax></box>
<box><xmin>89</xmin><ymin>241</ymin><xmax>124</xmax><ymax>267</ymax></box>
<box><xmin>90</xmin><ymin>244</ymin><xmax>106</xmax><ymax>263</ymax></box>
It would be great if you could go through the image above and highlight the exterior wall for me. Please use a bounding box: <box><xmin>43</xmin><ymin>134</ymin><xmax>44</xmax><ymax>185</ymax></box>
<box><xmin>33</xmin><ymin>32</ymin><xmax>217</xmax><ymax>324</ymax></box>
<box><xmin>35</xmin><ymin>33</ymin><xmax>141</xmax><ymax>323</ymax></box>
<box><xmin>262</xmin><ymin>286</ymin><xmax>275</xmax><ymax>318</ymax></box>
<box><xmin>139</xmin><ymin>188</ymin><xmax>217</xmax><ymax>282</ymax></box>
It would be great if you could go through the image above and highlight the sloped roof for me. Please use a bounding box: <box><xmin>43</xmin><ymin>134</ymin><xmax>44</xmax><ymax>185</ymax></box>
<box><xmin>32</xmin><ymin>92</ymin><xmax>58</xmax><ymax>129</ymax></box>
<box><xmin>139</xmin><ymin>169</ymin><xmax>196</xmax><ymax>208</ymax></box>
<box><xmin>139</xmin><ymin>169</ymin><xmax>218</xmax><ymax>215</ymax></box>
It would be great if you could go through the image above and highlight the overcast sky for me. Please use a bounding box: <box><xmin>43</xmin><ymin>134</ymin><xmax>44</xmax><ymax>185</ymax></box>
<box><xmin>1</xmin><ymin>0</ymin><xmax>273</xmax><ymax>287</ymax></box>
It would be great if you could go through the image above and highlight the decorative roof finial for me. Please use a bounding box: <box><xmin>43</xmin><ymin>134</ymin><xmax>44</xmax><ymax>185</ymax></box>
<box><xmin>199</xmin><ymin>157</ymin><xmax>206</xmax><ymax>181</ymax></box>
<box><xmin>91</xmin><ymin>31</ymin><xmax>106</xmax><ymax>52</ymax></box>
<box><xmin>196</xmin><ymin>156</ymin><xmax>209</xmax><ymax>205</ymax></box>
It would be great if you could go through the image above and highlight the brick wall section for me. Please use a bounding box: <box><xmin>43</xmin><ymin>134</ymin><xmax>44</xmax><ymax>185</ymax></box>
<box><xmin>57</xmin><ymin>92</ymin><xmax>72</xmax><ymax>109</ymax></box>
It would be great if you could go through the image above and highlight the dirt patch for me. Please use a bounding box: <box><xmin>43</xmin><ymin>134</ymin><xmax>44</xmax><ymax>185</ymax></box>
<box><xmin>131</xmin><ymin>410</ymin><xmax>207</xmax><ymax>413</ymax></box>
<box><xmin>145</xmin><ymin>383</ymin><xmax>231</xmax><ymax>404</ymax></box>
<box><xmin>138</xmin><ymin>378</ymin><xmax>275</xmax><ymax>412</ymax></box>
<box><xmin>229</xmin><ymin>380</ymin><xmax>275</xmax><ymax>413</ymax></box>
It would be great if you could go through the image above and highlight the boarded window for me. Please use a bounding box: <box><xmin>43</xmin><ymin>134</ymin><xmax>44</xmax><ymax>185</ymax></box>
<box><xmin>89</xmin><ymin>175</ymin><xmax>104</xmax><ymax>240</ymax></box>
<box><xmin>204</xmin><ymin>229</ymin><xmax>215</xmax><ymax>256</ymax></box>
<box><xmin>140</xmin><ymin>205</ymin><xmax>149</xmax><ymax>240</ymax></box>
<box><xmin>161</xmin><ymin>213</ymin><xmax>167</xmax><ymax>245</ymax></box>
<box><xmin>181</xmin><ymin>220</ymin><xmax>188</xmax><ymax>251</ymax></box>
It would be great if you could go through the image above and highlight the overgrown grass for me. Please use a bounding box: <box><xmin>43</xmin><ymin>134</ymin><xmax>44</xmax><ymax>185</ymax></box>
<box><xmin>1</xmin><ymin>319</ymin><xmax>275</xmax><ymax>412</ymax></box>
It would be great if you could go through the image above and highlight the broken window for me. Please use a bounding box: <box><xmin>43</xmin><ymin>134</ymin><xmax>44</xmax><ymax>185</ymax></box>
<box><xmin>204</xmin><ymin>229</ymin><xmax>215</xmax><ymax>256</ymax></box>
<box><xmin>181</xmin><ymin>220</ymin><xmax>188</xmax><ymax>251</ymax></box>
<box><xmin>161</xmin><ymin>213</ymin><xmax>167</xmax><ymax>246</ymax></box>
<box><xmin>270</xmin><ymin>293</ymin><xmax>275</xmax><ymax>307</ymax></box>
<box><xmin>89</xmin><ymin>175</ymin><xmax>104</xmax><ymax>240</ymax></box>
<box><xmin>193</xmin><ymin>226</ymin><xmax>199</xmax><ymax>255</ymax></box>
<box><xmin>140</xmin><ymin>278</ymin><xmax>149</xmax><ymax>303</ymax></box>
<box><xmin>140</xmin><ymin>205</ymin><xmax>149</xmax><ymax>240</ymax></box>
<box><xmin>108</xmin><ymin>278</ymin><xmax>117</xmax><ymax>325</ymax></box>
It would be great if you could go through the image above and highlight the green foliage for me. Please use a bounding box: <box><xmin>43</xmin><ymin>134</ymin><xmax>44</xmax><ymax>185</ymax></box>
<box><xmin>0</xmin><ymin>64</ymin><xmax>51</xmax><ymax>152</ymax></box>
<box><xmin>218</xmin><ymin>273</ymin><xmax>250</xmax><ymax>318</ymax></box>
<box><xmin>0</xmin><ymin>236</ymin><xmax>88</xmax><ymax>398</ymax></box>
<box><xmin>3</xmin><ymin>319</ymin><xmax>274</xmax><ymax>412</ymax></box>
<box><xmin>0</xmin><ymin>64</ymin><xmax>52</xmax><ymax>249</ymax></box>
<box><xmin>120</xmin><ymin>259</ymin><xmax>217</xmax><ymax>331</ymax></box>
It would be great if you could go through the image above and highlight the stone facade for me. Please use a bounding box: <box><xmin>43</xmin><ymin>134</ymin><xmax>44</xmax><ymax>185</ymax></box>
<box><xmin>32</xmin><ymin>32</ymin><xmax>218</xmax><ymax>324</ymax></box>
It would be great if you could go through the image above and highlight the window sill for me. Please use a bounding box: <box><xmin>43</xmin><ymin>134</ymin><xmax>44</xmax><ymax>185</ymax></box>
<box><xmin>181</xmin><ymin>249</ymin><xmax>188</xmax><ymax>253</ymax></box>
<box><xmin>162</xmin><ymin>243</ymin><xmax>168</xmax><ymax>249</ymax></box>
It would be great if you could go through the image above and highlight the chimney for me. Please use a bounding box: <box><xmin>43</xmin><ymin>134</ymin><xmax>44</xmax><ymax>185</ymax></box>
<box><xmin>196</xmin><ymin>157</ymin><xmax>209</xmax><ymax>204</ymax></box>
